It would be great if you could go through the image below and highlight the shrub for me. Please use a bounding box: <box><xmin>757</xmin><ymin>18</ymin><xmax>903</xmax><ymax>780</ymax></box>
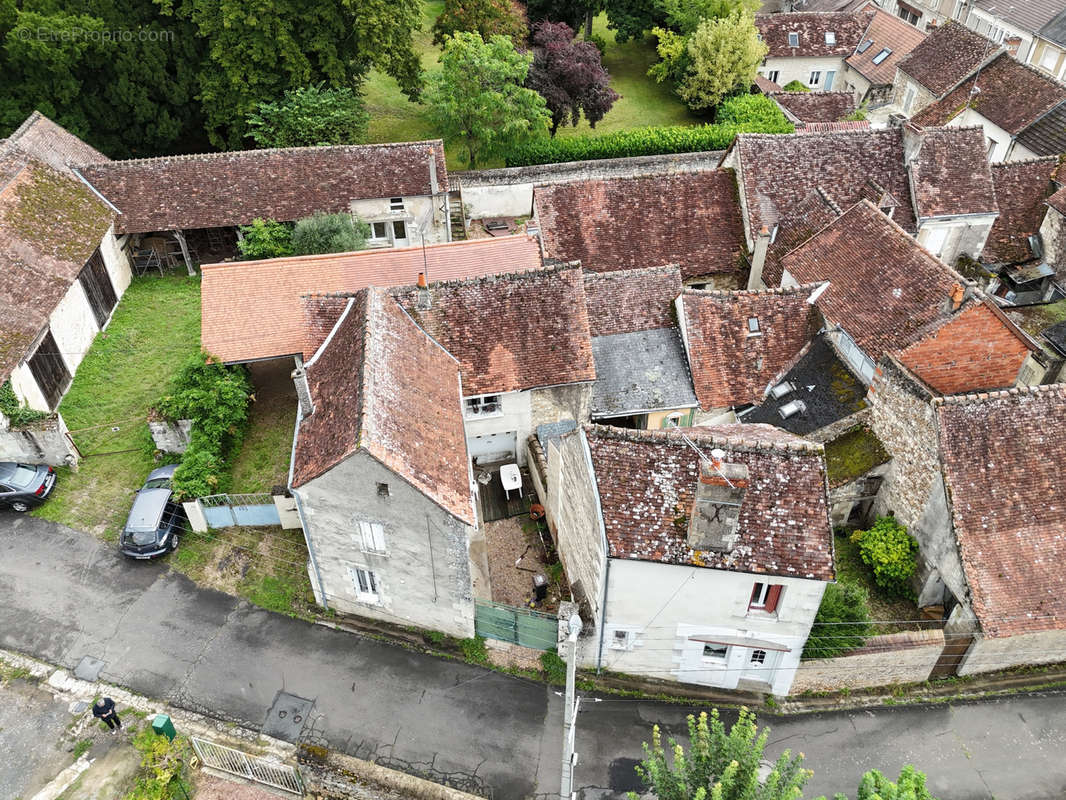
<box><xmin>585</xmin><ymin>32</ymin><xmax>608</xmax><ymax>57</ymax></box>
<box><xmin>782</xmin><ymin>79</ymin><xmax>809</xmax><ymax>92</ymax></box>
<box><xmin>460</xmin><ymin>636</ymin><xmax>489</xmax><ymax>664</ymax></box>
<box><xmin>291</xmin><ymin>212</ymin><xmax>370</xmax><ymax>255</ymax></box>
<box><xmin>540</xmin><ymin>648</ymin><xmax>566</xmax><ymax>684</ymax></box>
<box><xmin>715</xmin><ymin>92</ymin><xmax>790</xmax><ymax>127</ymax></box>
<box><xmin>237</xmin><ymin>218</ymin><xmax>293</xmax><ymax>260</ymax></box>
<box><xmin>0</xmin><ymin>380</ymin><xmax>48</xmax><ymax>427</ymax></box>
<box><xmin>802</xmin><ymin>581</ymin><xmax>872</xmax><ymax>660</ymax></box>
<box><xmin>504</xmin><ymin>116</ymin><xmax>792</xmax><ymax>166</ymax></box>
<box><xmin>123</xmin><ymin>726</ymin><xmax>192</xmax><ymax>800</ymax></box>
<box><xmin>851</xmin><ymin>517</ymin><xmax>919</xmax><ymax>598</ymax></box>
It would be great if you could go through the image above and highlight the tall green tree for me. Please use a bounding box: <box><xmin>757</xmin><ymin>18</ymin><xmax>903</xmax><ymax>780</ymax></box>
<box><xmin>424</xmin><ymin>32</ymin><xmax>549</xmax><ymax>168</ymax></box>
<box><xmin>156</xmin><ymin>0</ymin><xmax>423</xmax><ymax>148</ymax></box>
<box><xmin>247</xmin><ymin>84</ymin><xmax>369</xmax><ymax>148</ymax></box>
<box><xmin>432</xmin><ymin>0</ymin><xmax>528</xmax><ymax>46</ymax></box>
<box><xmin>660</xmin><ymin>0</ymin><xmax>761</xmax><ymax>34</ymax></box>
<box><xmin>603</xmin><ymin>0</ymin><xmax>668</xmax><ymax>43</ymax></box>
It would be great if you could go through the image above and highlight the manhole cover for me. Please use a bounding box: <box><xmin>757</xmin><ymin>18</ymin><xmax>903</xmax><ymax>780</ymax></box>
<box><xmin>74</xmin><ymin>656</ymin><xmax>106</xmax><ymax>682</ymax></box>
<box><xmin>262</xmin><ymin>691</ymin><xmax>315</xmax><ymax>741</ymax></box>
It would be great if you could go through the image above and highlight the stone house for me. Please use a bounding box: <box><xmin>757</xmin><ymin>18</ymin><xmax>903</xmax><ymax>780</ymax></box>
<box><xmin>289</xmin><ymin>287</ymin><xmax>478</xmax><ymax>637</ymax></box>
<box><xmin>841</xmin><ymin>7</ymin><xmax>927</xmax><ymax>105</ymax></box>
<box><xmin>545</xmin><ymin>423</ymin><xmax>834</xmax><ymax>695</ymax></box>
<box><xmin>1043</xmin><ymin>186</ymin><xmax>1066</xmax><ymax>287</ymax></box>
<box><xmin>756</xmin><ymin>11</ymin><xmax>874</xmax><ymax>91</ymax></box>
<box><xmin>1</xmin><ymin>114</ymin><xmax>132</xmax><ymax>413</ymax></box>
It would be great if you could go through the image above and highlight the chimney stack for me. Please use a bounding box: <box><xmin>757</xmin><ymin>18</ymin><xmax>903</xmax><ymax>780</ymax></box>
<box><xmin>949</xmin><ymin>282</ymin><xmax>966</xmax><ymax>311</ymax></box>
<box><xmin>292</xmin><ymin>366</ymin><xmax>314</xmax><ymax>419</ymax></box>
<box><xmin>417</xmin><ymin>272</ymin><xmax>432</xmax><ymax>310</ymax></box>
<box><xmin>747</xmin><ymin>225</ymin><xmax>772</xmax><ymax>290</ymax></box>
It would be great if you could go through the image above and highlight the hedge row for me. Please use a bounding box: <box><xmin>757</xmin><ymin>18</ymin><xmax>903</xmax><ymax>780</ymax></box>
<box><xmin>504</xmin><ymin>118</ymin><xmax>793</xmax><ymax>167</ymax></box>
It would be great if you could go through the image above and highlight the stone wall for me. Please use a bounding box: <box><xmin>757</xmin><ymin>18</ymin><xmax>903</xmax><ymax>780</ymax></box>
<box><xmin>1040</xmin><ymin>206</ymin><xmax>1066</xmax><ymax>284</ymax></box>
<box><xmin>530</xmin><ymin>383</ymin><xmax>591</xmax><ymax>432</ymax></box>
<box><xmin>304</xmin><ymin>750</ymin><xmax>486</xmax><ymax>800</ymax></box>
<box><xmin>790</xmin><ymin>629</ymin><xmax>945</xmax><ymax>693</ymax></box>
<box><xmin>959</xmin><ymin>629</ymin><xmax>1066</xmax><ymax>676</ymax></box>
<box><xmin>0</xmin><ymin>413</ymin><xmax>78</xmax><ymax>466</ymax></box>
<box><xmin>892</xmin><ymin>73</ymin><xmax>938</xmax><ymax>115</ymax></box>
<box><xmin>457</xmin><ymin>150</ymin><xmax>726</xmax><ymax>188</ymax></box>
<box><xmin>148</xmin><ymin>418</ymin><xmax>193</xmax><ymax>454</ymax></box>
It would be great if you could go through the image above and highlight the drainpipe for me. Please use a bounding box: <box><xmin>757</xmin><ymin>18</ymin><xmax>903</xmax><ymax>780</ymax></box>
<box><xmin>596</xmin><ymin>557</ymin><xmax>610</xmax><ymax>673</ymax></box>
<box><xmin>287</xmin><ymin>400</ymin><xmax>329</xmax><ymax>611</ymax></box>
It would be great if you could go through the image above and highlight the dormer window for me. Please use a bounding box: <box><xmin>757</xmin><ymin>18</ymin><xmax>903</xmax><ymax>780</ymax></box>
<box><xmin>747</xmin><ymin>317</ymin><xmax>761</xmax><ymax>335</ymax></box>
<box><xmin>825</xmin><ymin>31</ymin><xmax>836</xmax><ymax>45</ymax></box>
<box><xmin>872</xmin><ymin>48</ymin><xmax>892</xmax><ymax>65</ymax></box>
<box><xmin>788</xmin><ymin>31</ymin><xmax>799</xmax><ymax>47</ymax></box>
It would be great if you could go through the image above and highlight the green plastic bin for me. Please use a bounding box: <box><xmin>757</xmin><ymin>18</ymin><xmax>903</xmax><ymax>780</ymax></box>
<box><xmin>152</xmin><ymin>713</ymin><xmax>176</xmax><ymax>741</ymax></box>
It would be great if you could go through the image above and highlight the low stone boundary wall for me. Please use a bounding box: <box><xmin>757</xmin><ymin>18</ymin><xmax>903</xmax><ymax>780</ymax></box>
<box><xmin>0</xmin><ymin>413</ymin><xmax>78</xmax><ymax>466</ymax></box>
<box><xmin>148</xmin><ymin>417</ymin><xmax>193</xmax><ymax>453</ymax></box>
<box><xmin>303</xmin><ymin>750</ymin><xmax>487</xmax><ymax>800</ymax></box>
<box><xmin>790</xmin><ymin>629</ymin><xmax>945</xmax><ymax>694</ymax></box>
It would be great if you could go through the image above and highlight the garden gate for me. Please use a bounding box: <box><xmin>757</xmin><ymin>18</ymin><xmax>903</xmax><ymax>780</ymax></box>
<box><xmin>475</xmin><ymin>600</ymin><xmax>558</xmax><ymax>650</ymax></box>
<box><xmin>190</xmin><ymin>736</ymin><xmax>303</xmax><ymax>794</ymax></box>
<box><xmin>199</xmin><ymin>493</ymin><xmax>280</xmax><ymax>528</ymax></box>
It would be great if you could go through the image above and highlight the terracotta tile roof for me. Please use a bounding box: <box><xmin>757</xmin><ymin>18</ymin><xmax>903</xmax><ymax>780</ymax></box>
<box><xmin>770</xmin><ymin>91</ymin><xmax>856</xmax><ymax>123</ymax></box>
<box><xmin>730</xmin><ymin>128</ymin><xmax>916</xmax><ymax>238</ymax></box>
<box><xmin>80</xmin><ymin>140</ymin><xmax>448</xmax><ymax>234</ymax></box>
<box><xmin>896</xmin><ymin>21</ymin><xmax>998</xmax><ymax>97</ymax></box>
<box><xmin>390</xmin><ymin>266</ymin><xmax>595</xmax><ymax>396</ymax></box>
<box><xmin>2</xmin><ymin>112</ymin><xmax>109</xmax><ymax>175</ymax></box>
<box><xmin>762</xmin><ymin>188</ymin><xmax>842</xmax><ymax>287</ymax></box>
<box><xmin>583</xmin><ymin>265</ymin><xmax>683</xmax><ymax>337</ymax></box>
<box><xmin>199</xmin><ymin>235</ymin><xmax>542</xmax><ymax>364</ymax></box>
<box><xmin>780</xmin><ymin>200</ymin><xmax>962</xmax><ymax>359</ymax></box>
<box><xmin>898</xmin><ymin>300</ymin><xmax>1035</xmax><ymax>395</ymax></box>
<box><xmin>908</xmin><ymin>126</ymin><xmax>997</xmax><ymax>219</ymax></box>
<box><xmin>911</xmin><ymin>53</ymin><xmax>1066</xmax><ymax>137</ymax></box>
<box><xmin>0</xmin><ymin>144</ymin><xmax>114</xmax><ymax>383</ymax></box>
<box><xmin>291</xmin><ymin>288</ymin><xmax>475</xmax><ymax>525</ymax></box>
<box><xmin>935</xmin><ymin>385</ymin><xmax>1066</xmax><ymax>638</ymax></box>
<box><xmin>845</xmin><ymin>8</ymin><xmax>926</xmax><ymax>86</ymax></box>
<box><xmin>533</xmin><ymin>171</ymin><xmax>745</xmax><ymax>281</ymax></box>
<box><xmin>1049</xmin><ymin>185</ymin><xmax>1066</xmax><ymax>216</ymax></box>
<box><xmin>983</xmin><ymin>157</ymin><xmax>1059</xmax><ymax>264</ymax></box>
<box><xmin>583</xmin><ymin>423</ymin><xmax>835</xmax><ymax>580</ymax></box>
<box><xmin>796</xmin><ymin>120</ymin><xmax>870</xmax><ymax>132</ymax></box>
<box><xmin>679</xmin><ymin>285</ymin><xmax>820</xmax><ymax>409</ymax></box>
<box><xmin>754</xmin><ymin>75</ymin><xmax>782</xmax><ymax>93</ymax></box>
<box><xmin>756</xmin><ymin>11</ymin><xmax>873</xmax><ymax>58</ymax></box>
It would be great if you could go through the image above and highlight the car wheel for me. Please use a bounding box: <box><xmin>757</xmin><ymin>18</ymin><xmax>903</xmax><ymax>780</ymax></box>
<box><xmin>10</xmin><ymin>501</ymin><xmax>29</xmax><ymax>513</ymax></box>
<box><xmin>170</xmin><ymin>534</ymin><xmax>180</xmax><ymax>551</ymax></box>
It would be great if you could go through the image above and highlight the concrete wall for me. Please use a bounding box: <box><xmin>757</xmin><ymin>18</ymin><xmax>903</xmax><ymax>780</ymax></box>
<box><xmin>959</xmin><ymin>629</ymin><xmax>1066</xmax><ymax>676</ymax></box>
<box><xmin>531</xmin><ymin>383</ymin><xmax>592</xmax><ymax>434</ymax></box>
<box><xmin>843</xmin><ymin>67</ymin><xmax>873</xmax><ymax>106</ymax></box>
<box><xmin>947</xmin><ymin>108</ymin><xmax>1039</xmax><ymax>164</ymax></box>
<box><xmin>790</xmin><ymin>629</ymin><xmax>946</xmax><ymax>693</ymax></box>
<box><xmin>915</xmin><ymin>214</ymin><xmax>996</xmax><ymax>264</ymax></box>
<box><xmin>461</xmin><ymin>184</ymin><xmax>534</xmax><ymax>220</ymax></box>
<box><xmin>295</xmin><ymin>450</ymin><xmax>475</xmax><ymax>638</ymax></box>
<box><xmin>827</xmin><ymin>461</ymin><xmax>891</xmax><ymax>528</ymax></box>
<box><xmin>762</xmin><ymin>57</ymin><xmax>848</xmax><ymax>91</ymax></box>
<box><xmin>463</xmin><ymin>390</ymin><xmax>530</xmax><ymax>466</ymax></box>
<box><xmin>0</xmin><ymin>412</ymin><xmax>77</xmax><ymax>466</ymax></box>
<box><xmin>350</xmin><ymin>194</ymin><xmax>448</xmax><ymax>246</ymax></box>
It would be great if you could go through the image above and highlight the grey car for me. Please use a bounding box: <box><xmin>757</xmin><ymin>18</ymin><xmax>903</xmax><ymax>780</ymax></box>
<box><xmin>120</xmin><ymin>464</ymin><xmax>184</xmax><ymax>559</ymax></box>
<box><xmin>0</xmin><ymin>462</ymin><xmax>55</xmax><ymax>512</ymax></box>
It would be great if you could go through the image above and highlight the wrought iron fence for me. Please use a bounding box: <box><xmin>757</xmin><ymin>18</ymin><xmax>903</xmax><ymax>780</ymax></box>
<box><xmin>190</xmin><ymin>736</ymin><xmax>303</xmax><ymax>794</ymax></box>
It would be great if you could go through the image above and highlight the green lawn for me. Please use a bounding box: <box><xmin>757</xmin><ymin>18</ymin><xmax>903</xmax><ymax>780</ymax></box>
<box><xmin>834</xmin><ymin>533</ymin><xmax>922</xmax><ymax>635</ymax></box>
<box><xmin>227</xmin><ymin>389</ymin><xmax>296</xmax><ymax>493</ymax></box>
<box><xmin>32</xmin><ymin>274</ymin><xmax>202</xmax><ymax>537</ymax></box>
<box><xmin>362</xmin><ymin>4</ymin><xmax>699</xmax><ymax>169</ymax></box>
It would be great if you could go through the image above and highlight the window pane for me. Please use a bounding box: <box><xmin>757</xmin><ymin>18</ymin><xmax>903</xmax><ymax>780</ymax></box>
<box><xmin>393</xmin><ymin>220</ymin><xmax>407</xmax><ymax>239</ymax></box>
<box><xmin>372</xmin><ymin>222</ymin><xmax>387</xmax><ymax>238</ymax></box>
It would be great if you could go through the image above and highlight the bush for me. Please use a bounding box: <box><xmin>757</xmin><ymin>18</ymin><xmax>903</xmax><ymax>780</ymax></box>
<box><xmin>237</xmin><ymin>218</ymin><xmax>293</xmax><ymax>260</ymax></box>
<box><xmin>851</xmin><ymin>517</ymin><xmax>919</xmax><ymax>599</ymax></box>
<box><xmin>540</xmin><ymin>648</ymin><xmax>566</xmax><ymax>684</ymax></box>
<box><xmin>585</xmin><ymin>32</ymin><xmax>608</xmax><ymax>57</ymax></box>
<box><xmin>123</xmin><ymin>726</ymin><xmax>192</xmax><ymax>800</ymax></box>
<box><xmin>715</xmin><ymin>92</ymin><xmax>790</xmax><ymax>127</ymax></box>
<box><xmin>460</xmin><ymin>636</ymin><xmax>488</xmax><ymax>664</ymax></box>
<box><xmin>0</xmin><ymin>380</ymin><xmax>48</xmax><ymax>427</ymax></box>
<box><xmin>291</xmin><ymin>212</ymin><xmax>370</xmax><ymax>255</ymax></box>
<box><xmin>504</xmin><ymin>116</ymin><xmax>792</xmax><ymax>166</ymax></box>
<box><xmin>246</xmin><ymin>84</ymin><xmax>370</xmax><ymax>148</ymax></box>
<box><xmin>802</xmin><ymin>581</ymin><xmax>872</xmax><ymax>660</ymax></box>
<box><xmin>782</xmin><ymin>79</ymin><xmax>809</xmax><ymax>92</ymax></box>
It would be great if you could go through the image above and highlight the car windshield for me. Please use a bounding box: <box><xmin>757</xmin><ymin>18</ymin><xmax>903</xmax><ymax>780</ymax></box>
<box><xmin>143</xmin><ymin>478</ymin><xmax>171</xmax><ymax>490</ymax></box>
<box><xmin>130</xmin><ymin>529</ymin><xmax>158</xmax><ymax>546</ymax></box>
<box><xmin>10</xmin><ymin>465</ymin><xmax>37</xmax><ymax>488</ymax></box>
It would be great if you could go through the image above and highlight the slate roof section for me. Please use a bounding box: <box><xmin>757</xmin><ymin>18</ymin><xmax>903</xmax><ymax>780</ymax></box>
<box><xmin>534</xmin><ymin>171</ymin><xmax>745</xmax><ymax>280</ymax></box>
<box><xmin>582</xmin><ymin>265</ymin><xmax>683</xmax><ymax>338</ymax></box>
<box><xmin>729</xmin><ymin>128</ymin><xmax>916</xmax><ymax>238</ymax></box>
<box><xmin>908</xmin><ymin>126</ymin><xmax>997</xmax><ymax>219</ymax></box>
<box><xmin>679</xmin><ymin>285</ymin><xmax>820</xmax><ymax>409</ymax></box>
<box><xmin>770</xmin><ymin>91</ymin><xmax>857</xmax><ymax>123</ymax></box>
<box><xmin>745</xmin><ymin>336</ymin><xmax>867</xmax><ymax>435</ymax></box>
<box><xmin>756</xmin><ymin>11</ymin><xmax>873</xmax><ymax>58</ymax></box>
<box><xmin>911</xmin><ymin>53</ymin><xmax>1066</xmax><ymax>139</ymax></box>
<box><xmin>291</xmin><ymin>288</ymin><xmax>475</xmax><ymax>525</ymax></box>
<box><xmin>390</xmin><ymin>266</ymin><xmax>596</xmax><ymax>396</ymax></box>
<box><xmin>200</xmin><ymin>235</ymin><xmax>543</xmax><ymax>363</ymax></box>
<box><xmin>584</xmin><ymin>423</ymin><xmax>835</xmax><ymax>580</ymax></box>
<box><xmin>972</xmin><ymin>0</ymin><xmax>1065</xmax><ymax>36</ymax></box>
<box><xmin>845</xmin><ymin>8</ymin><xmax>926</xmax><ymax>86</ymax></box>
<box><xmin>983</xmin><ymin>157</ymin><xmax>1059</xmax><ymax>264</ymax></box>
<box><xmin>1016</xmin><ymin>102</ymin><xmax>1066</xmax><ymax>157</ymax></box>
<box><xmin>1041</xmin><ymin>8</ymin><xmax>1066</xmax><ymax>47</ymax></box>
<box><xmin>1</xmin><ymin>112</ymin><xmax>109</xmax><ymax>175</ymax></box>
<box><xmin>896</xmin><ymin>21</ymin><xmax>998</xmax><ymax>96</ymax></box>
<box><xmin>936</xmin><ymin>385</ymin><xmax>1066</xmax><ymax>638</ymax></box>
<box><xmin>780</xmin><ymin>200</ymin><xmax>961</xmax><ymax>359</ymax></box>
<box><xmin>0</xmin><ymin>144</ymin><xmax>114</xmax><ymax>383</ymax></box>
<box><xmin>81</xmin><ymin>140</ymin><xmax>448</xmax><ymax>234</ymax></box>
<box><xmin>589</xmin><ymin>328</ymin><xmax>698</xmax><ymax>417</ymax></box>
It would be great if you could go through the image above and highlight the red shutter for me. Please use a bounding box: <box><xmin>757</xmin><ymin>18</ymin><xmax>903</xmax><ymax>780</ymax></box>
<box><xmin>764</xmin><ymin>585</ymin><xmax>783</xmax><ymax>614</ymax></box>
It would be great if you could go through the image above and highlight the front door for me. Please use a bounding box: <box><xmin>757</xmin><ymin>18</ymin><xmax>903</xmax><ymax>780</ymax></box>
<box><xmin>824</xmin><ymin>70</ymin><xmax>836</xmax><ymax>91</ymax></box>
<box><xmin>741</xmin><ymin>647</ymin><xmax>777</xmax><ymax>684</ymax></box>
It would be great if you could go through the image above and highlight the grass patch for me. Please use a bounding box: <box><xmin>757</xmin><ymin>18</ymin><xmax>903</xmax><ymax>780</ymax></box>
<box><xmin>834</xmin><ymin>533</ymin><xmax>921</xmax><ymax>634</ymax></box>
<box><xmin>32</xmin><ymin>274</ymin><xmax>201</xmax><ymax>537</ymax></box>
<box><xmin>362</xmin><ymin>4</ymin><xmax>699</xmax><ymax>169</ymax></box>
<box><xmin>72</xmin><ymin>738</ymin><xmax>93</xmax><ymax>760</ymax></box>
<box><xmin>227</xmin><ymin>387</ymin><xmax>296</xmax><ymax>493</ymax></box>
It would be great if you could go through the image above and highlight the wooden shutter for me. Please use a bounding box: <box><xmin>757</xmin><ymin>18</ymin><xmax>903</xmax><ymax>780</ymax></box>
<box><xmin>764</xmin><ymin>585</ymin><xmax>783</xmax><ymax>614</ymax></box>
<box><xmin>27</xmin><ymin>329</ymin><xmax>71</xmax><ymax>409</ymax></box>
<box><xmin>79</xmin><ymin>249</ymin><xmax>118</xmax><ymax>328</ymax></box>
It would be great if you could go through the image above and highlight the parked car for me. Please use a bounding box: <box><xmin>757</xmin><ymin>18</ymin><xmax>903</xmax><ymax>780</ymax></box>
<box><xmin>120</xmin><ymin>464</ymin><xmax>184</xmax><ymax>559</ymax></box>
<box><xmin>0</xmin><ymin>462</ymin><xmax>56</xmax><ymax>512</ymax></box>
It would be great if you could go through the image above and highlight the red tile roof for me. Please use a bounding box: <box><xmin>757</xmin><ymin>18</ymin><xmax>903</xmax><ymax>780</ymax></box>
<box><xmin>770</xmin><ymin>91</ymin><xmax>856</xmax><ymax>123</ymax></box>
<box><xmin>199</xmin><ymin>235</ymin><xmax>542</xmax><ymax>363</ymax></box>
<box><xmin>2</xmin><ymin>112</ymin><xmax>109</xmax><ymax>175</ymax></box>
<box><xmin>533</xmin><ymin>171</ymin><xmax>745</xmax><ymax>280</ymax></box>
<box><xmin>780</xmin><ymin>200</ymin><xmax>962</xmax><ymax>359</ymax></box>
<box><xmin>936</xmin><ymin>385</ymin><xmax>1066</xmax><ymax>638</ymax></box>
<box><xmin>762</xmin><ymin>187</ymin><xmax>842</xmax><ymax>287</ymax></box>
<box><xmin>845</xmin><ymin>8</ymin><xmax>926</xmax><ymax>86</ymax></box>
<box><xmin>912</xmin><ymin>53</ymin><xmax>1066</xmax><ymax>135</ymax></box>
<box><xmin>0</xmin><ymin>145</ymin><xmax>114</xmax><ymax>383</ymax></box>
<box><xmin>908</xmin><ymin>126</ymin><xmax>997</xmax><ymax>219</ymax></box>
<box><xmin>679</xmin><ymin>286</ymin><xmax>820</xmax><ymax>409</ymax></box>
<box><xmin>584</xmin><ymin>423</ymin><xmax>835</xmax><ymax>580</ymax></box>
<box><xmin>898</xmin><ymin>300</ymin><xmax>1035</xmax><ymax>395</ymax></box>
<box><xmin>390</xmin><ymin>266</ymin><xmax>596</xmax><ymax>396</ymax></box>
<box><xmin>984</xmin><ymin>157</ymin><xmax>1059</xmax><ymax>264</ymax></box>
<box><xmin>756</xmin><ymin>11</ymin><xmax>873</xmax><ymax>58</ymax></box>
<box><xmin>583</xmin><ymin>265</ymin><xmax>683</xmax><ymax>338</ymax></box>
<box><xmin>729</xmin><ymin>129</ymin><xmax>916</xmax><ymax>239</ymax></box>
<box><xmin>896</xmin><ymin>21</ymin><xmax>998</xmax><ymax>97</ymax></box>
<box><xmin>81</xmin><ymin>140</ymin><xmax>448</xmax><ymax>234</ymax></box>
<box><xmin>291</xmin><ymin>288</ymin><xmax>475</xmax><ymax>524</ymax></box>
<box><xmin>1049</xmin><ymin>185</ymin><xmax>1066</xmax><ymax>217</ymax></box>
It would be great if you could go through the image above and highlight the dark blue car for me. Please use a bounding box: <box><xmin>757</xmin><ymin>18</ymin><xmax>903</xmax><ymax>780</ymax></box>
<box><xmin>0</xmin><ymin>462</ymin><xmax>55</xmax><ymax>512</ymax></box>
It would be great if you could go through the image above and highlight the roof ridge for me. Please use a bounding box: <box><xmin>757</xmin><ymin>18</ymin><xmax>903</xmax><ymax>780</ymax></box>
<box><xmin>737</xmin><ymin>127</ymin><xmax>898</xmax><ymax>142</ymax></box>
<box><xmin>584</xmin><ymin>422</ymin><xmax>824</xmax><ymax>455</ymax></box>
<box><xmin>583</xmin><ymin>263</ymin><xmax>681</xmax><ymax>280</ymax></box>
<box><xmin>933</xmin><ymin>382</ymin><xmax>1066</xmax><ymax>406</ymax></box>
<box><xmin>991</xmin><ymin>155</ymin><xmax>1060</xmax><ymax>169</ymax></box>
<box><xmin>390</xmin><ymin>261</ymin><xmax>564</xmax><ymax>291</ymax></box>
<box><xmin>88</xmin><ymin>139</ymin><xmax>445</xmax><ymax>168</ymax></box>
<box><xmin>682</xmin><ymin>281</ymin><xmax>824</xmax><ymax>298</ymax></box>
<box><xmin>5</xmin><ymin>111</ymin><xmax>44</xmax><ymax>144</ymax></box>
<box><xmin>757</xmin><ymin>10</ymin><xmax>864</xmax><ymax>17</ymax></box>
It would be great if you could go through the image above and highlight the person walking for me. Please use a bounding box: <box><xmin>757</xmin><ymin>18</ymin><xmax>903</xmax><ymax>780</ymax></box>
<box><xmin>92</xmin><ymin>697</ymin><xmax>122</xmax><ymax>733</ymax></box>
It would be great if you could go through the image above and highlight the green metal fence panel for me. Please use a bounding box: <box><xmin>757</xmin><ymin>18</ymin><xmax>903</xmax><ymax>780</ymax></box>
<box><xmin>475</xmin><ymin>601</ymin><xmax>558</xmax><ymax>650</ymax></box>
<box><xmin>516</xmin><ymin>611</ymin><xmax>559</xmax><ymax>650</ymax></box>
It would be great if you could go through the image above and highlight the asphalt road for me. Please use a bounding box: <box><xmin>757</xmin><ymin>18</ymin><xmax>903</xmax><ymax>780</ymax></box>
<box><xmin>2</xmin><ymin>514</ymin><xmax>1065</xmax><ymax>800</ymax></box>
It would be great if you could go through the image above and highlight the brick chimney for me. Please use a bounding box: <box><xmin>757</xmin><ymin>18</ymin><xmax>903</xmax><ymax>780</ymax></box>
<box><xmin>417</xmin><ymin>272</ymin><xmax>432</xmax><ymax>310</ymax></box>
<box><xmin>292</xmin><ymin>366</ymin><xmax>314</xmax><ymax>419</ymax></box>
<box><xmin>949</xmin><ymin>281</ymin><xmax>966</xmax><ymax>312</ymax></box>
<box><xmin>748</xmin><ymin>225</ymin><xmax>772</xmax><ymax>290</ymax></box>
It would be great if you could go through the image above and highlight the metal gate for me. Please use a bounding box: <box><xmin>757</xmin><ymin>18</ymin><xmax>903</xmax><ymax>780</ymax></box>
<box><xmin>191</xmin><ymin>736</ymin><xmax>303</xmax><ymax>794</ymax></box>
<box><xmin>200</xmin><ymin>493</ymin><xmax>281</xmax><ymax>528</ymax></box>
<box><xmin>475</xmin><ymin>600</ymin><xmax>558</xmax><ymax>650</ymax></box>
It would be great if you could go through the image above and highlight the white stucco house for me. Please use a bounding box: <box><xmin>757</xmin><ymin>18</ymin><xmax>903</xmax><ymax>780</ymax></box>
<box><xmin>545</xmin><ymin>423</ymin><xmax>835</xmax><ymax>696</ymax></box>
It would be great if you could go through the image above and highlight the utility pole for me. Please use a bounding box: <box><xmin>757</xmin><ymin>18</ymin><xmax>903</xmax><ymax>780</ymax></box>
<box><xmin>560</xmin><ymin>613</ymin><xmax>583</xmax><ymax>800</ymax></box>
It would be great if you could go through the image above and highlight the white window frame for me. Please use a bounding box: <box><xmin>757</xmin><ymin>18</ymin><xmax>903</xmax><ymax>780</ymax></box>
<box><xmin>348</xmin><ymin>565</ymin><xmax>381</xmax><ymax>604</ymax></box>
<box><xmin>747</xmin><ymin>316</ymin><xmax>761</xmax><ymax>336</ymax></box>
<box><xmin>389</xmin><ymin>197</ymin><xmax>405</xmax><ymax>211</ymax></box>
<box><xmin>749</xmin><ymin>581</ymin><xmax>771</xmax><ymax>609</ymax></box>
<box><xmin>871</xmin><ymin>48</ymin><xmax>892</xmax><ymax>65</ymax></box>
<box><xmin>825</xmin><ymin>31</ymin><xmax>836</xmax><ymax>45</ymax></box>
<box><xmin>809</xmin><ymin>71</ymin><xmax>821</xmax><ymax>87</ymax></box>
<box><xmin>392</xmin><ymin>219</ymin><xmax>408</xmax><ymax>241</ymax></box>
<box><xmin>788</xmin><ymin>31</ymin><xmax>799</xmax><ymax>47</ymax></box>
<box><xmin>356</xmin><ymin>520</ymin><xmax>387</xmax><ymax>554</ymax></box>
<box><xmin>610</xmin><ymin>629</ymin><xmax>633</xmax><ymax>650</ymax></box>
<box><xmin>369</xmin><ymin>221</ymin><xmax>390</xmax><ymax>243</ymax></box>
<box><xmin>464</xmin><ymin>394</ymin><xmax>503</xmax><ymax>419</ymax></box>
<box><xmin>766</xmin><ymin>70</ymin><xmax>780</xmax><ymax>84</ymax></box>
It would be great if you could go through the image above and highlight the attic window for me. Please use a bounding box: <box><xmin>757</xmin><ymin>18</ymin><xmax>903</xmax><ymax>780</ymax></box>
<box><xmin>747</xmin><ymin>317</ymin><xmax>761</xmax><ymax>335</ymax></box>
<box><xmin>871</xmin><ymin>48</ymin><xmax>892</xmax><ymax>65</ymax></box>
<box><xmin>788</xmin><ymin>32</ymin><xmax>799</xmax><ymax>47</ymax></box>
<box><xmin>856</xmin><ymin>39</ymin><xmax>873</xmax><ymax>53</ymax></box>
<box><xmin>825</xmin><ymin>31</ymin><xmax>836</xmax><ymax>45</ymax></box>
<box><xmin>1029</xmin><ymin>234</ymin><xmax>1044</xmax><ymax>259</ymax></box>
<box><xmin>778</xmin><ymin>399</ymin><xmax>807</xmax><ymax>419</ymax></box>
<box><xmin>390</xmin><ymin>197</ymin><xmax>404</xmax><ymax>211</ymax></box>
